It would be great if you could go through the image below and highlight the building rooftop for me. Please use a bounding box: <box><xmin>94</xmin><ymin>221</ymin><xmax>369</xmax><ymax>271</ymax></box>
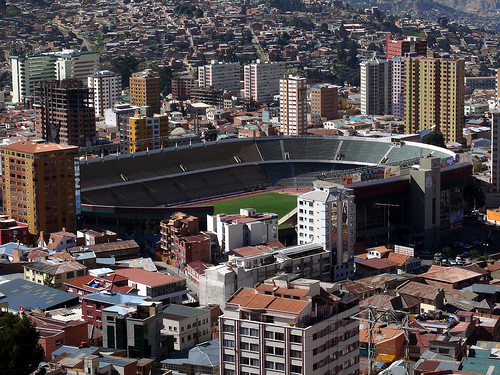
<box><xmin>356</xmin><ymin>258</ymin><xmax>399</xmax><ymax>270</ymax></box>
<box><xmin>397</xmin><ymin>281</ymin><xmax>443</xmax><ymax>300</ymax></box>
<box><xmin>1</xmin><ymin>140</ymin><xmax>78</xmax><ymax>154</ymax></box>
<box><xmin>82</xmin><ymin>290</ymin><xmax>148</xmax><ymax>306</ymax></box>
<box><xmin>161</xmin><ymin>339</ymin><xmax>219</xmax><ymax>368</ymax></box>
<box><xmin>113</xmin><ymin>268</ymin><xmax>185</xmax><ymax>287</ymax></box>
<box><xmin>421</xmin><ymin>265</ymin><xmax>482</xmax><ymax>284</ymax></box>
<box><xmin>163</xmin><ymin>304</ymin><xmax>207</xmax><ymax>320</ymax></box>
<box><xmin>0</xmin><ymin>278</ymin><xmax>78</xmax><ymax>311</ymax></box>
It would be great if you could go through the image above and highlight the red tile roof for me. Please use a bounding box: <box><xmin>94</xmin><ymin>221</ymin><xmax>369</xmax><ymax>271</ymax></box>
<box><xmin>356</xmin><ymin>258</ymin><xmax>399</xmax><ymax>270</ymax></box>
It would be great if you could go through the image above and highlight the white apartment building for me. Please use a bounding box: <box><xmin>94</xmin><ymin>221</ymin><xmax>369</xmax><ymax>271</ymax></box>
<box><xmin>199</xmin><ymin>243</ymin><xmax>332</xmax><ymax>309</ymax></box>
<box><xmin>360</xmin><ymin>56</ymin><xmax>392</xmax><ymax>115</ymax></box>
<box><xmin>220</xmin><ymin>276</ymin><xmax>360</xmax><ymax>375</ymax></box>
<box><xmin>104</xmin><ymin>103</ymin><xmax>141</xmax><ymax>127</ymax></box>
<box><xmin>162</xmin><ymin>304</ymin><xmax>212</xmax><ymax>352</ymax></box>
<box><xmin>491</xmin><ymin>111</ymin><xmax>500</xmax><ymax>193</ymax></box>
<box><xmin>207</xmin><ymin>208</ymin><xmax>278</xmax><ymax>252</ymax></box>
<box><xmin>198</xmin><ymin>60</ymin><xmax>241</xmax><ymax>92</ymax></box>
<box><xmin>279</xmin><ymin>75</ymin><xmax>307</xmax><ymax>135</ymax></box>
<box><xmin>297</xmin><ymin>182</ymin><xmax>356</xmax><ymax>281</ymax></box>
<box><xmin>88</xmin><ymin>70</ymin><xmax>121</xmax><ymax>118</ymax></box>
<box><xmin>244</xmin><ymin>60</ymin><xmax>285</xmax><ymax>104</ymax></box>
<box><xmin>11</xmin><ymin>50</ymin><xmax>99</xmax><ymax>103</ymax></box>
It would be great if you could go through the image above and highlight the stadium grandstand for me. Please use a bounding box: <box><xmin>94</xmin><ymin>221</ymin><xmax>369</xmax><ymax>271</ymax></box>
<box><xmin>80</xmin><ymin>136</ymin><xmax>471</xmax><ymax>250</ymax></box>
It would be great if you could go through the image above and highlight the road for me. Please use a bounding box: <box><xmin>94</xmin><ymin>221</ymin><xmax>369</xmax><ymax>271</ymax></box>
<box><xmin>52</xmin><ymin>21</ymin><xmax>93</xmax><ymax>51</ymax></box>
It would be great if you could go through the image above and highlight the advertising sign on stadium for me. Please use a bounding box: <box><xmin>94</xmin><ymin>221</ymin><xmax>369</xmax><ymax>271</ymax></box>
<box><xmin>361</xmin><ymin>168</ymin><xmax>384</xmax><ymax>182</ymax></box>
<box><xmin>341</xmin><ymin>173</ymin><xmax>361</xmax><ymax>185</ymax></box>
<box><xmin>384</xmin><ymin>166</ymin><xmax>400</xmax><ymax>178</ymax></box>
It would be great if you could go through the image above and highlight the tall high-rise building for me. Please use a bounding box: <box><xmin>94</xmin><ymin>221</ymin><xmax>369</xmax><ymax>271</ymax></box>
<box><xmin>360</xmin><ymin>56</ymin><xmax>392</xmax><ymax>115</ymax></box>
<box><xmin>125</xmin><ymin>113</ymin><xmax>169</xmax><ymax>153</ymax></box>
<box><xmin>35</xmin><ymin>79</ymin><xmax>96</xmax><ymax>147</ymax></box>
<box><xmin>310</xmin><ymin>84</ymin><xmax>339</xmax><ymax>121</ymax></box>
<box><xmin>405</xmin><ymin>57</ymin><xmax>464</xmax><ymax>143</ymax></box>
<box><xmin>279</xmin><ymin>75</ymin><xmax>307</xmax><ymax>135</ymax></box>
<box><xmin>198</xmin><ymin>60</ymin><xmax>241</xmax><ymax>92</ymax></box>
<box><xmin>491</xmin><ymin>111</ymin><xmax>500</xmax><ymax>192</ymax></box>
<box><xmin>220</xmin><ymin>277</ymin><xmax>360</xmax><ymax>375</ymax></box>
<box><xmin>1</xmin><ymin>140</ymin><xmax>79</xmax><ymax>235</ymax></box>
<box><xmin>129</xmin><ymin>69</ymin><xmax>161</xmax><ymax>115</ymax></box>
<box><xmin>87</xmin><ymin>70</ymin><xmax>121</xmax><ymax>118</ymax></box>
<box><xmin>385</xmin><ymin>35</ymin><xmax>427</xmax><ymax>60</ymax></box>
<box><xmin>11</xmin><ymin>50</ymin><xmax>99</xmax><ymax>103</ymax></box>
<box><xmin>391</xmin><ymin>56</ymin><xmax>406</xmax><ymax>120</ymax></box>
<box><xmin>243</xmin><ymin>60</ymin><xmax>285</xmax><ymax>104</ymax></box>
<box><xmin>297</xmin><ymin>182</ymin><xmax>355</xmax><ymax>281</ymax></box>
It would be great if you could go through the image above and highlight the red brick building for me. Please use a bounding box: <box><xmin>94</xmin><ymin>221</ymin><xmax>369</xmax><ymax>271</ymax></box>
<box><xmin>386</xmin><ymin>35</ymin><xmax>427</xmax><ymax>60</ymax></box>
<box><xmin>160</xmin><ymin>212</ymin><xmax>211</xmax><ymax>267</ymax></box>
<box><xmin>0</xmin><ymin>216</ymin><xmax>29</xmax><ymax>245</ymax></box>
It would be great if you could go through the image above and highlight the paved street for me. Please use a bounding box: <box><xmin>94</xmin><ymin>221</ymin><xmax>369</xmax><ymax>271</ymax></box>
<box><xmin>154</xmin><ymin>260</ymin><xmax>200</xmax><ymax>298</ymax></box>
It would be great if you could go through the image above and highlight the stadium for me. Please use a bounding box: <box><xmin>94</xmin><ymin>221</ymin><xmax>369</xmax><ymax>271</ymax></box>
<box><xmin>80</xmin><ymin>136</ymin><xmax>472</xmax><ymax>250</ymax></box>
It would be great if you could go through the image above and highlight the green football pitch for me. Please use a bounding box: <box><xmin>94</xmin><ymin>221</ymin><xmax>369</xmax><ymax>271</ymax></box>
<box><xmin>208</xmin><ymin>192</ymin><xmax>298</xmax><ymax>219</ymax></box>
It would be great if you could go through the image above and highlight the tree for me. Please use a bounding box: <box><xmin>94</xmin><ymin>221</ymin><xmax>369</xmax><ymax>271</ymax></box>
<box><xmin>0</xmin><ymin>0</ymin><xmax>6</xmax><ymax>13</ymax></box>
<box><xmin>367</xmin><ymin>42</ymin><xmax>377</xmax><ymax>51</ymax></box>
<box><xmin>110</xmin><ymin>55</ymin><xmax>139</xmax><ymax>89</ymax></box>
<box><xmin>422</xmin><ymin>131</ymin><xmax>446</xmax><ymax>148</ymax></box>
<box><xmin>0</xmin><ymin>312</ymin><xmax>44</xmax><ymax>375</ymax></box>
<box><xmin>158</xmin><ymin>66</ymin><xmax>172</xmax><ymax>97</ymax></box>
<box><xmin>43</xmin><ymin>274</ymin><xmax>55</xmax><ymax>288</ymax></box>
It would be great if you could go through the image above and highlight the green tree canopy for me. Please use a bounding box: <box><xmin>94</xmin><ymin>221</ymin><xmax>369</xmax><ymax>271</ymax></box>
<box><xmin>110</xmin><ymin>55</ymin><xmax>140</xmax><ymax>89</ymax></box>
<box><xmin>0</xmin><ymin>313</ymin><xmax>44</xmax><ymax>375</ymax></box>
<box><xmin>422</xmin><ymin>130</ymin><xmax>446</xmax><ymax>148</ymax></box>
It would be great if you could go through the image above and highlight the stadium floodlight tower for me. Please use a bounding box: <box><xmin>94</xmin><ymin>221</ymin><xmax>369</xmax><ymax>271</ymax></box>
<box><xmin>351</xmin><ymin>306</ymin><xmax>428</xmax><ymax>375</ymax></box>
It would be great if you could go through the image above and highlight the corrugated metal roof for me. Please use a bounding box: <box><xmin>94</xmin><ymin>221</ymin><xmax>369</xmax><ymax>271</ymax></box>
<box><xmin>397</xmin><ymin>281</ymin><xmax>442</xmax><ymax>300</ymax></box>
<box><xmin>161</xmin><ymin>339</ymin><xmax>219</xmax><ymax>367</ymax></box>
<box><xmin>163</xmin><ymin>304</ymin><xmax>207</xmax><ymax>318</ymax></box>
<box><xmin>0</xmin><ymin>278</ymin><xmax>79</xmax><ymax>311</ymax></box>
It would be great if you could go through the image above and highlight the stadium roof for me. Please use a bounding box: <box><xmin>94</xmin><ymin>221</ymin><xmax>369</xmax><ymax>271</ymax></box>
<box><xmin>0</xmin><ymin>279</ymin><xmax>79</xmax><ymax>311</ymax></box>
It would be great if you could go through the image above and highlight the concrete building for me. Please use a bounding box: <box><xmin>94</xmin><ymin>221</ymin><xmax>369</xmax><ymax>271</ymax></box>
<box><xmin>199</xmin><ymin>243</ymin><xmax>331</xmax><ymax>310</ymax></box>
<box><xmin>405</xmin><ymin>57</ymin><xmax>464</xmax><ymax>143</ymax></box>
<box><xmin>171</xmin><ymin>75</ymin><xmax>196</xmax><ymax>100</ymax></box>
<box><xmin>297</xmin><ymin>183</ymin><xmax>355</xmax><ymax>281</ymax></box>
<box><xmin>113</xmin><ymin>268</ymin><xmax>187</xmax><ymax>304</ymax></box>
<box><xmin>360</xmin><ymin>56</ymin><xmax>392</xmax><ymax>115</ymax></box>
<box><xmin>279</xmin><ymin>75</ymin><xmax>307</xmax><ymax>135</ymax></box>
<box><xmin>385</xmin><ymin>35</ymin><xmax>427</xmax><ymax>60</ymax></box>
<box><xmin>161</xmin><ymin>339</ymin><xmax>220</xmax><ymax>375</ymax></box>
<box><xmin>125</xmin><ymin>114</ymin><xmax>169</xmax><ymax>153</ymax></box>
<box><xmin>102</xmin><ymin>302</ymin><xmax>164</xmax><ymax>359</ymax></box>
<box><xmin>35</xmin><ymin>79</ymin><xmax>96</xmax><ymax>147</ymax></box>
<box><xmin>129</xmin><ymin>69</ymin><xmax>161</xmax><ymax>116</ymax></box>
<box><xmin>11</xmin><ymin>50</ymin><xmax>99</xmax><ymax>103</ymax></box>
<box><xmin>243</xmin><ymin>60</ymin><xmax>285</xmax><ymax>104</ymax></box>
<box><xmin>162</xmin><ymin>304</ymin><xmax>212</xmax><ymax>352</ymax></box>
<box><xmin>207</xmin><ymin>208</ymin><xmax>278</xmax><ymax>253</ymax></box>
<box><xmin>88</xmin><ymin>70</ymin><xmax>121</xmax><ymax>118</ymax></box>
<box><xmin>310</xmin><ymin>84</ymin><xmax>339</xmax><ymax>121</ymax></box>
<box><xmin>0</xmin><ymin>216</ymin><xmax>29</xmax><ymax>245</ymax></box>
<box><xmin>392</xmin><ymin>56</ymin><xmax>406</xmax><ymax>120</ymax></box>
<box><xmin>492</xmin><ymin>111</ymin><xmax>500</xmax><ymax>193</ymax></box>
<box><xmin>104</xmin><ymin>103</ymin><xmax>140</xmax><ymax>127</ymax></box>
<box><xmin>24</xmin><ymin>261</ymin><xmax>88</xmax><ymax>290</ymax></box>
<box><xmin>220</xmin><ymin>276</ymin><xmax>360</xmax><ymax>375</ymax></box>
<box><xmin>198</xmin><ymin>61</ymin><xmax>240</xmax><ymax>92</ymax></box>
<box><xmin>1</xmin><ymin>140</ymin><xmax>79</xmax><ymax>235</ymax></box>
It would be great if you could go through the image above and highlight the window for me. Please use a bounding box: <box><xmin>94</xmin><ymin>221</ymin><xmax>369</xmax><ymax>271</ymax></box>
<box><xmin>265</xmin><ymin>361</ymin><xmax>274</xmax><ymax>369</ymax></box>
<box><xmin>276</xmin><ymin>363</ymin><xmax>285</xmax><ymax>371</ymax></box>
<box><xmin>275</xmin><ymin>332</ymin><xmax>284</xmax><ymax>341</ymax></box>
<box><xmin>223</xmin><ymin>354</ymin><xmax>235</xmax><ymax>362</ymax></box>
<box><xmin>250</xmin><ymin>328</ymin><xmax>258</xmax><ymax>337</ymax></box>
<box><xmin>290</xmin><ymin>334</ymin><xmax>302</xmax><ymax>343</ymax></box>
<box><xmin>290</xmin><ymin>365</ymin><xmax>302</xmax><ymax>374</ymax></box>
<box><xmin>224</xmin><ymin>370</ymin><xmax>235</xmax><ymax>375</ymax></box>
<box><xmin>241</xmin><ymin>327</ymin><xmax>249</xmax><ymax>335</ymax></box>
<box><xmin>250</xmin><ymin>358</ymin><xmax>259</xmax><ymax>367</ymax></box>
<box><xmin>264</xmin><ymin>331</ymin><xmax>274</xmax><ymax>339</ymax></box>
<box><xmin>223</xmin><ymin>325</ymin><xmax>234</xmax><ymax>333</ymax></box>
<box><xmin>265</xmin><ymin>346</ymin><xmax>274</xmax><ymax>354</ymax></box>
<box><xmin>290</xmin><ymin>350</ymin><xmax>301</xmax><ymax>358</ymax></box>
<box><xmin>250</xmin><ymin>344</ymin><xmax>259</xmax><ymax>352</ymax></box>
<box><xmin>223</xmin><ymin>340</ymin><xmax>234</xmax><ymax>348</ymax></box>
<box><xmin>275</xmin><ymin>347</ymin><xmax>284</xmax><ymax>355</ymax></box>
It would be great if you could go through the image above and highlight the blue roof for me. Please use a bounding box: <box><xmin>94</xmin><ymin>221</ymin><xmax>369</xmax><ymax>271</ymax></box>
<box><xmin>0</xmin><ymin>278</ymin><xmax>79</xmax><ymax>311</ymax></box>
<box><xmin>0</xmin><ymin>242</ymin><xmax>31</xmax><ymax>256</ymax></box>
<box><xmin>82</xmin><ymin>291</ymin><xmax>148</xmax><ymax>306</ymax></box>
<box><xmin>161</xmin><ymin>340</ymin><xmax>219</xmax><ymax>367</ymax></box>
<box><xmin>103</xmin><ymin>305</ymin><xmax>130</xmax><ymax>314</ymax></box>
